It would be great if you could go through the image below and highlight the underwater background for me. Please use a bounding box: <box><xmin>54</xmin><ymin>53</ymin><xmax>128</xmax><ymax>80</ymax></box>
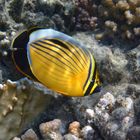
<box><xmin>0</xmin><ymin>0</ymin><xmax>140</xmax><ymax>139</ymax></box>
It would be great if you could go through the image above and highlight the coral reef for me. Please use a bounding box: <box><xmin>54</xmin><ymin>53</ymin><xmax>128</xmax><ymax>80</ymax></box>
<box><xmin>1</xmin><ymin>0</ymin><xmax>140</xmax><ymax>45</ymax></box>
<box><xmin>12</xmin><ymin>84</ymin><xmax>139</xmax><ymax>140</ymax></box>
<box><xmin>13</xmin><ymin>120</ymin><xmax>98</xmax><ymax>140</ymax></box>
<box><xmin>0</xmin><ymin>0</ymin><xmax>139</xmax><ymax>140</ymax></box>
<box><xmin>0</xmin><ymin>78</ymin><xmax>56</xmax><ymax>140</ymax></box>
<box><xmin>72</xmin><ymin>0</ymin><xmax>140</xmax><ymax>42</ymax></box>
<box><xmin>10</xmin><ymin>32</ymin><xmax>140</xmax><ymax>140</ymax></box>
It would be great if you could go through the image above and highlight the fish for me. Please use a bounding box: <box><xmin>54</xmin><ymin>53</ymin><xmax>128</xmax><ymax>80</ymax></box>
<box><xmin>11</xmin><ymin>27</ymin><xmax>101</xmax><ymax>96</ymax></box>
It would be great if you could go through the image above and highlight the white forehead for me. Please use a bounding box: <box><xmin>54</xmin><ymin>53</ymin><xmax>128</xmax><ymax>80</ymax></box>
<box><xmin>29</xmin><ymin>29</ymin><xmax>57</xmax><ymax>43</ymax></box>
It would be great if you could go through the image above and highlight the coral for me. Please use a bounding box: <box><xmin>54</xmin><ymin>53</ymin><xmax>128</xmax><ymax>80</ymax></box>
<box><xmin>2</xmin><ymin>0</ymin><xmax>140</xmax><ymax>42</ymax></box>
<box><xmin>8</xmin><ymin>0</ymin><xmax>24</xmax><ymax>22</ymax></box>
<box><xmin>66</xmin><ymin>33</ymin><xmax>140</xmax><ymax>140</ymax></box>
<box><xmin>39</xmin><ymin>119</ymin><xmax>62</xmax><ymax>133</ymax></box>
<box><xmin>7</xmin><ymin>33</ymin><xmax>139</xmax><ymax>140</ymax></box>
<box><xmin>82</xmin><ymin>84</ymin><xmax>140</xmax><ymax>140</ymax></box>
<box><xmin>0</xmin><ymin>0</ymin><xmax>140</xmax><ymax>46</ymax></box>
<box><xmin>68</xmin><ymin>121</ymin><xmax>81</xmax><ymax>138</ymax></box>
<box><xmin>15</xmin><ymin>84</ymin><xmax>139</xmax><ymax>140</ymax></box>
<box><xmin>39</xmin><ymin>119</ymin><xmax>63</xmax><ymax>140</ymax></box>
<box><xmin>71</xmin><ymin>0</ymin><xmax>98</xmax><ymax>31</ymax></box>
<box><xmin>71</xmin><ymin>0</ymin><xmax>140</xmax><ymax>42</ymax></box>
<box><xmin>0</xmin><ymin>78</ymin><xmax>55</xmax><ymax>140</ymax></box>
<box><xmin>52</xmin><ymin>14</ymin><xmax>65</xmax><ymax>31</ymax></box>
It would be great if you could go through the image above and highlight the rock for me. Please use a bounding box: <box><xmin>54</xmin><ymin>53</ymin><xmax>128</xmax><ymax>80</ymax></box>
<box><xmin>81</xmin><ymin>125</ymin><xmax>95</xmax><ymax>140</ymax></box>
<box><xmin>63</xmin><ymin>134</ymin><xmax>79</xmax><ymax>140</ymax></box>
<box><xmin>85</xmin><ymin>108</ymin><xmax>95</xmax><ymax>118</ymax></box>
<box><xmin>97</xmin><ymin>92</ymin><xmax>116</xmax><ymax>109</ymax></box>
<box><xmin>21</xmin><ymin>129</ymin><xmax>39</xmax><ymax>140</ymax></box>
<box><xmin>112</xmin><ymin>107</ymin><xmax>129</xmax><ymax>120</ymax></box>
<box><xmin>126</xmin><ymin>45</ymin><xmax>140</xmax><ymax>83</ymax></box>
<box><xmin>127</xmin><ymin>126</ymin><xmax>140</xmax><ymax>140</ymax></box>
<box><xmin>112</xmin><ymin>130</ymin><xmax>126</xmax><ymax>140</ymax></box>
<box><xmin>12</xmin><ymin>137</ymin><xmax>21</xmax><ymax>140</ymax></box>
<box><xmin>0</xmin><ymin>38</ymin><xmax>10</xmax><ymax>47</ymax></box>
<box><xmin>134</xmin><ymin>97</ymin><xmax>140</xmax><ymax>123</ymax></box>
<box><xmin>41</xmin><ymin>130</ymin><xmax>63</xmax><ymax>140</ymax></box>
<box><xmin>0</xmin><ymin>31</ymin><xmax>6</xmax><ymax>40</ymax></box>
<box><xmin>122</xmin><ymin>116</ymin><xmax>134</xmax><ymax>131</ymax></box>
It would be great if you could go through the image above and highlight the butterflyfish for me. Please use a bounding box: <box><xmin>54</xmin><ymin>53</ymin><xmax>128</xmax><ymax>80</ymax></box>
<box><xmin>11</xmin><ymin>28</ymin><xmax>101</xmax><ymax>96</ymax></box>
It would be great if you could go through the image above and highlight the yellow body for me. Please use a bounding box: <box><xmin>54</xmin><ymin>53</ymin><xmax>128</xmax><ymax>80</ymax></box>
<box><xmin>28</xmin><ymin>39</ymin><xmax>91</xmax><ymax>96</ymax></box>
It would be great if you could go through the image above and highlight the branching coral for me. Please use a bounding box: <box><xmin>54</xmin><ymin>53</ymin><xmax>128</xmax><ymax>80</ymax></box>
<box><xmin>71</xmin><ymin>0</ymin><xmax>98</xmax><ymax>30</ymax></box>
<box><xmin>71</xmin><ymin>0</ymin><xmax>140</xmax><ymax>41</ymax></box>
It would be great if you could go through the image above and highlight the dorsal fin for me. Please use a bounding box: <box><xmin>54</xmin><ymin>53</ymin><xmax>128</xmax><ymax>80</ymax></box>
<box><xmin>28</xmin><ymin>29</ymin><xmax>85</xmax><ymax>50</ymax></box>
